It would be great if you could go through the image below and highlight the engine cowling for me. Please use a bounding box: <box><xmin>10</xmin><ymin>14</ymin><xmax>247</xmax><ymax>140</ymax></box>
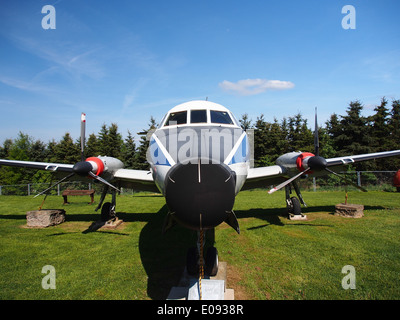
<box><xmin>296</xmin><ymin>152</ymin><xmax>315</xmax><ymax>172</ymax></box>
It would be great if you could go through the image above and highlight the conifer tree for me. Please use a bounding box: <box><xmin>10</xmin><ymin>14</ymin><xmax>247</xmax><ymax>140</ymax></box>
<box><xmin>136</xmin><ymin>117</ymin><xmax>157</xmax><ymax>170</ymax></box>
<box><xmin>121</xmin><ymin>130</ymin><xmax>137</xmax><ymax>169</ymax></box>
<box><xmin>86</xmin><ymin>133</ymin><xmax>100</xmax><ymax>157</ymax></box>
<box><xmin>55</xmin><ymin>133</ymin><xmax>80</xmax><ymax>164</ymax></box>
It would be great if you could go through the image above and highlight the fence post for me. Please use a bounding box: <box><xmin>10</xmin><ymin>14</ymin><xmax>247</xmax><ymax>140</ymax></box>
<box><xmin>357</xmin><ymin>171</ymin><xmax>361</xmax><ymax>187</ymax></box>
<box><xmin>28</xmin><ymin>184</ymin><xmax>31</xmax><ymax>196</ymax></box>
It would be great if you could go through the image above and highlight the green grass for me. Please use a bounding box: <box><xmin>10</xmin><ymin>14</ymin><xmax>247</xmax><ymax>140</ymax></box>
<box><xmin>0</xmin><ymin>190</ymin><xmax>399</xmax><ymax>300</ymax></box>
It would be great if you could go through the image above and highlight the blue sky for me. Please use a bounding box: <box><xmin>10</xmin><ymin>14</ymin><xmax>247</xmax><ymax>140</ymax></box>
<box><xmin>1</xmin><ymin>0</ymin><xmax>399</xmax><ymax>145</ymax></box>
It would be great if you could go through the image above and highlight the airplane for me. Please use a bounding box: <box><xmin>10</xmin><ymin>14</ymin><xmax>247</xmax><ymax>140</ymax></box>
<box><xmin>1</xmin><ymin>100</ymin><xmax>400</xmax><ymax>276</ymax></box>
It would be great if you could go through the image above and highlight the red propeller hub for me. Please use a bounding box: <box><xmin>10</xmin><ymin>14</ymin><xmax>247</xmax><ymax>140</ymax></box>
<box><xmin>86</xmin><ymin>157</ymin><xmax>105</xmax><ymax>176</ymax></box>
<box><xmin>296</xmin><ymin>152</ymin><xmax>315</xmax><ymax>172</ymax></box>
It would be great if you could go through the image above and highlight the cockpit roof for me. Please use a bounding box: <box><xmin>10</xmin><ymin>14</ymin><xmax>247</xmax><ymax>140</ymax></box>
<box><xmin>159</xmin><ymin>100</ymin><xmax>240</xmax><ymax>128</ymax></box>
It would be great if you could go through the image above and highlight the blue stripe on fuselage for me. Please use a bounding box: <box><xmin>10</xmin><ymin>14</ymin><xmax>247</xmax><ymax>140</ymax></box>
<box><xmin>149</xmin><ymin>138</ymin><xmax>171</xmax><ymax>166</ymax></box>
<box><xmin>228</xmin><ymin>134</ymin><xmax>248</xmax><ymax>165</ymax></box>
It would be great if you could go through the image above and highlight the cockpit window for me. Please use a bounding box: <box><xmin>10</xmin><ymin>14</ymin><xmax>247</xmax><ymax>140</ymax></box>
<box><xmin>165</xmin><ymin>111</ymin><xmax>187</xmax><ymax>126</ymax></box>
<box><xmin>191</xmin><ymin>110</ymin><xmax>207</xmax><ymax>123</ymax></box>
<box><xmin>210</xmin><ymin>110</ymin><xmax>233</xmax><ymax>124</ymax></box>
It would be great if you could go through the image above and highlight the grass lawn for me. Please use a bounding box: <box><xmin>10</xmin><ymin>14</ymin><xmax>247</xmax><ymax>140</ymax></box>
<box><xmin>0</xmin><ymin>189</ymin><xmax>399</xmax><ymax>300</ymax></box>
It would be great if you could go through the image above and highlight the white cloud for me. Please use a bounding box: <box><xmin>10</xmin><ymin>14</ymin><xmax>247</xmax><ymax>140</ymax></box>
<box><xmin>219</xmin><ymin>78</ymin><xmax>295</xmax><ymax>96</ymax></box>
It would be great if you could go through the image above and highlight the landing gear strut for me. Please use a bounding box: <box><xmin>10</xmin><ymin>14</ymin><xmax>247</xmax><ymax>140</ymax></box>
<box><xmin>285</xmin><ymin>180</ymin><xmax>307</xmax><ymax>219</ymax></box>
<box><xmin>95</xmin><ymin>185</ymin><xmax>117</xmax><ymax>222</ymax></box>
<box><xmin>186</xmin><ymin>228</ymin><xmax>219</xmax><ymax>277</ymax></box>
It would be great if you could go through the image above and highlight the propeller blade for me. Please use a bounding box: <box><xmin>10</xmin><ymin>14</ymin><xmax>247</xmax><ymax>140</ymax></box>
<box><xmin>268</xmin><ymin>168</ymin><xmax>311</xmax><ymax>194</ymax></box>
<box><xmin>34</xmin><ymin>172</ymin><xmax>75</xmax><ymax>198</ymax></box>
<box><xmin>80</xmin><ymin>113</ymin><xmax>86</xmax><ymax>161</ymax></box>
<box><xmin>314</xmin><ymin>107</ymin><xmax>319</xmax><ymax>157</ymax></box>
<box><xmin>325</xmin><ymin>168</ymin><xmax>367</xmax><ymax>192</ymax></box>
<box><xmin>88</xmin><ymin>171</ymin><xmax>121</xmax><ymax>193</ymax></box>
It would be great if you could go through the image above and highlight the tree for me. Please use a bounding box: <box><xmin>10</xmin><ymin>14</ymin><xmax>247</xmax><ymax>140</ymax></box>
<box><xmin>121</xmin><ymin>130</ymin><xmax>137</xmax><ymax>169</ymax></box>
<box><xmin>86</xmin><ymin>133</ymin><xmax>100</xmax><ymax>157</ymax></box>
<box><xmin>335</xmin><ymin>101</ymin><xmax>373</xmax><ymax>170</ymax></box>
<box><xmin>253</xmin><ymin>114</ymin><xmax>269</xmax><ymax>167</ymax></box>
<box><xmin>371</xmin><ymin>97</ymin><xmax>390</xmax><ymax>152</ymax></box>
<box><xmin>136</xmin><ymin>116</ymin><xmax>157</xmax><ymax>170</ymax></box>
<box><xmin>386</xmin><ymin>99</ymin><xmax>400</xmax><ymax>170</ymax></box>
<box><xmin>107</xmin><ymin>123</ymin><xmax>123</xmax><ymax>158</ymax></box>
<box><xmin>287</xmin><ymin>113</ymin><xmax>313</xmax><ymax>153</ymax></box>
<box><xmin>239</xmin><ymin>113</ymin><xmax>253</xmax><ymax>130</ymax></box>
<box><xmin>97</xmin><ymin>123</ymin><xmax>123</xmax><ymax>158</ymax></box>
<box><xmin>264</xmin><ymin>118</ymin><xmax>288</xmax><ymax>165</ymax></box>
<box><xmin>97</xmin><ymin>124</ymin><xmax>109</xmax><ymax>156</ymax></box>
<box><xmin>0</xmin><ymin>133</ymin><xmax>36</xmax><ymax>185</ymax></box>
<box><xmin>389</xmin><ymin>99</ymin><xmax>400</xmax><ymax>150</ymax></box>
<box><xmin>54</xmin><ymin>133</ymin><xmax>80</xmax><ymax>164</ymax></box>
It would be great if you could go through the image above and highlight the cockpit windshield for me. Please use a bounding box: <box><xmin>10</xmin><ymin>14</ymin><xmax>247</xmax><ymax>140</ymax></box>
<box><xmin>164</xmin><ymin>111</ymin><xmax>187</xmax><ymax>126</ymax></box>
<box><xmin>210</xmin><ymin>110</ymin><xmax>234</xmax><ymax>125</ymax></box>
<box><xmin>161</xmin><ymin>106</ymin><xmax>238</xmax><ymax>127</ymax></box>
<box><xmin>191</xmin><ymin>110</ymin><xmax>207</xmax><ymax>123</ymax></box>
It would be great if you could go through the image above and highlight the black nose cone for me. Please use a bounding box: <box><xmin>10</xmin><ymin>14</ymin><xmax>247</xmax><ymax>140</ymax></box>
<box><xmin>73</xmin><ymin>161</ymin><xmax>92</xmax><ymax>176</ymax></box>
<box><xmin>165</xmin><ymin>162</ymin><xmax>236</xmax><ymax>230</ymax></box>
<box><xmin>308</xmin><ymin>156</ymin><xmax>327</xmax><ymax>171</ymax></box>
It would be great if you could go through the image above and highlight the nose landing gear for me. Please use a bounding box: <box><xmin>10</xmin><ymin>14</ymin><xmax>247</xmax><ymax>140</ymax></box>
<box><xmin>186</xmin><ymin>229</ymin><xmax>219</xmax><ymax>277</ymax></box>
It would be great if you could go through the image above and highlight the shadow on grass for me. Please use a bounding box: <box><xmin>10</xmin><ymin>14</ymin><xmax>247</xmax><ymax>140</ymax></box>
<box><xmin>235</xmin><ymin>204</ymin><xmax>387</xmax><ymax>231</ymax></box>
<box><xmin>0</xmin><ymin>201</ymin><xmax>387</xmax><ymax>300</ymax></box>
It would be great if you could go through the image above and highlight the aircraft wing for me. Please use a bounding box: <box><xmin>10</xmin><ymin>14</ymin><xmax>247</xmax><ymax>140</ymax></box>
<box><xmin>113</xmin><ymin>168</ymin><xmax>159</xmax><ymax>193</ymax></box>
<box><xmin>242</xmin><ymin>149</ymin><xmax>400</xmax><ymax>191</ymax></box>
<box><xmin>325</xmin><ymin>150</ymin><xmax>400</xmax><ymax>167</ymax></box>
<box><xmin>0</xmin><ymin>158</ymin><xmax>159</xmax><ymax>193</ymax></box>
<box><xmin>0</xmin><ymin>159</ymin><xmax>74</xmax><ymax>173</ymax></box>
<box><xmin>242</xmin><ymin>165</ymin><xmax>287</xmax><ymax>190</ymax></box>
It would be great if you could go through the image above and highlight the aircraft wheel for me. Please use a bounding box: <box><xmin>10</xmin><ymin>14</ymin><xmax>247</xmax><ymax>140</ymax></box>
<box><xmin>186</xmin><ymin>247</ymin><xmax>199</xmax><ymax>275</ymax></box>
<box><xmin>290</xmin><ymin>197</ymin><xmax>301</xmax><ymax>215</ymax></box>
<box><xmin>205</xmin><ymin>247</ymin><xmax>219</xmax><ymax>276</ymax></box>
<box><xmin>101</xmin><ymin>202</ymin><xmax>112</xmax><ymax>221</ymax></box>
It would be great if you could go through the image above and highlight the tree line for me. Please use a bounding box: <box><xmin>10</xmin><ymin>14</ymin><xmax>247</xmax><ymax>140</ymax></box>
<box><xmin>0</xmin><ymin>98</ymin><xmax>399</xmax><ymax>186</ymax></box>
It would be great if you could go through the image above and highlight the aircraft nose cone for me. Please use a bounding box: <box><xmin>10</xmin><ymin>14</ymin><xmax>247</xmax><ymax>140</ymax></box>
<box><xmin>308</xmin><ymin>156</ymin><xmax>327</xmax><ymax>171</ymax></box>
<box><xmin>164</xmin><ymin>162</ymin><xmax>236</xmax><ymax>230</ymax></box>
<box><xmin>73</xmin><ymin>161</ymin><xmax>93</xmax><ymax>176</ymax></box>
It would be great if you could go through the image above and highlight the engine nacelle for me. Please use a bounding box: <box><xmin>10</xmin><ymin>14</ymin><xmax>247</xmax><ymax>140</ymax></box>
<box><xmin>86</xmin><ymin>156</ymin><xmax>124</xmax><ymax>179</ymax></box>
<box><xmin>295</xmin><ymin>152</ymin><xmax>315</xmax><ymax>172</ymax></box>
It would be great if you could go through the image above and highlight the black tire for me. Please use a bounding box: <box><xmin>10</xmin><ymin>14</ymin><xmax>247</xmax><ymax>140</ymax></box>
<box><xmin>205</xmin><ymin>247</ymin><xmax>219</xmax><ymax>276</ymax></box>
<box><xmin>186</xmin><ymin>247</ymin><xmax>199</xmax><ymax>275</ymax></box>
<box><xmin>101</xmin><ymin>202</ymin><xmax>112</xmax><ymax>221</ymax></box>
<box><xmin>290</xmin><ymin>197</ymin><xmax>302</xmax><ymax>215</ymax></box>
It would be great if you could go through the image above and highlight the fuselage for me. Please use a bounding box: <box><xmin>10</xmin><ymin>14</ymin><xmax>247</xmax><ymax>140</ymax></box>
<box><xmin>147</xmin><ymin>101</ymin><xmax>251</xmax><ymax>230</ymax></box>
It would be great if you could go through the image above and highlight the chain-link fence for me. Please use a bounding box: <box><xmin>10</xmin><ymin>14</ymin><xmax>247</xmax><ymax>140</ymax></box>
<box><xmin>1</xmin><ymin>171</ymin><xmax>399</xmax><ymax>196</ymax></box>
<box><xmin>297</xmin><ymin>171</ymin><xmax>399</xmax><ymax>192</ymax></box>
<box><xmin>0</xmin><ymin>181</ymin><xmax>138</xmax><ymax>196</ymax></box>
